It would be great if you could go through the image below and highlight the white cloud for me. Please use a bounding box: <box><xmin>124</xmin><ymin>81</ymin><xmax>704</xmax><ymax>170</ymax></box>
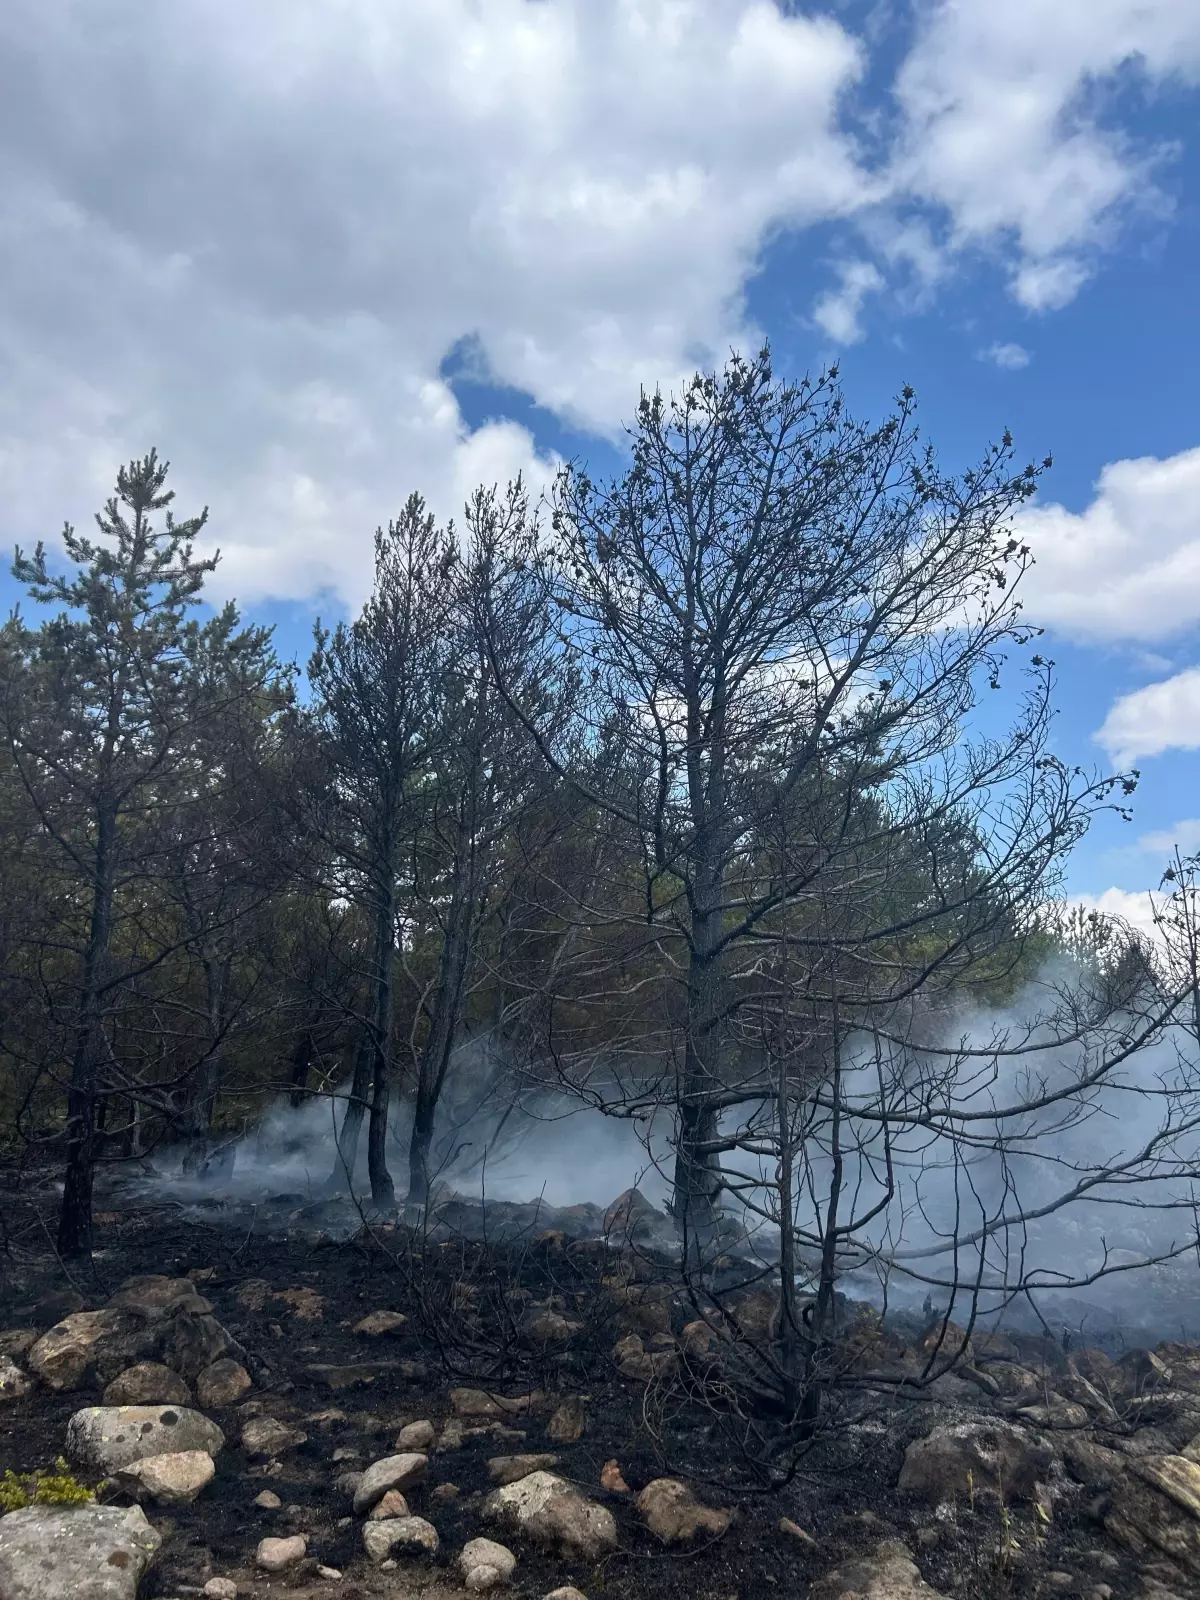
<box><xmin>1138</xmin><ymin>820</ymin><xmax>1200</xmax><ymax>856</ymax></box>
<box><xmin>0</xmin><ymin>0</ymin><xmax>869</xmax><ymax>605</ymax></box>
<box><xmin>1017</xmin><ymin>447</ymin><xmax>1200</xmax><ymax>642</ymax></box>
<box><xmin>0</xmin><ymin>1</ymin><xmax>1198</xmax><ymax>606</ymax></box>
<box><xmin>982</xmin><ymin>341</ymin><xmax>1031</xmax><ymax>370</ymax></box>
<box><xmin>890</xmin><ymin>0</ymin><xmax>1200</xmax><ymax>311</ymax></box>
<box><xmin>1095</xmin><ymin>667</ymin><xmax>1200</xmax><ymax>765</ymax></box>
<box><xmin>812</xmin><ymin>260</ymin><xmax>885</xmax><ymax>344</ymax></box>
<box><xmin>1071</xmin><ymin>887</ymin><xmax>1164</xmax><ymax>945</ymax></box>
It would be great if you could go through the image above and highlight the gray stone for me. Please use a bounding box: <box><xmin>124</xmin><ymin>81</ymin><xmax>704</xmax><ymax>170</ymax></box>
<box><xmin>102</xmin><ymin>1362</ymin><xmax>192</xmax><ymax>1406</ymax></box>
<box><xmin>485</xmin><ymin>1470</ymin><xmax>618</xmax><ymax>1560</ymax></box>
<box><xmin>488</xmin><ymin>1453</ymin><xmax>560</xmax><ymax>1485</ymax></box>
<box><xmin>897</xmin><ymin>1420</ymin><xmax>1054</xmax><ymax>1505</ymax></box>
<box><xmin>460</xmin><ymin>1536</ymin><xmax>517</xmax><ymax>1590</ymax></box>
<box><xmin>0</xmin><ymin>1357</ymin><xmax>33</xmax><ymax>1403</ymax></box>
<box><xmin>546</xmin><ymin>1397</ymin><xmax>586</xmax><ymax>1442</ymax></box>
<box><xmin>203</xmin><ymin>1580</ymin><xmax>239</xmax><ymax>1600</ymax></box>
<box><xmin>256</xmin><ymin>1534</ymin><xmax>307</xmax><ymax>1571</ymax></box>
<box><xmin>362</xmin><ymin>1515</ymin><xmax>440</xmax><ymax>1563</ymax></box>
<box><xmin>117</xmin><ymin>1449</ymin><xmax>215</xmax><ymax>1505</ymax></box>
<box><xmin>196</xmin><ymin>1358</ymin><xmax>252</xmax><ymax>1409</ymax></box>
<box><xmin>241</xmin><ymin>1414</ymin><xmax>307</xmax><ymax>1458</ymax></box>
<box><xmin>808</xmin><ymin>1540</ymin><xmax>949</xmax><ymax>1599</ymax></box>
<box><xmin>65</xmin><ymin>1404</ymin><xmax>225</xmax><ymax>1472</ymax></box>
<box><xmin>26</xmin><ymin>1309</ymin><xmax>141</xmax><ymax>1391</ymax></box>
<box><xmin>395</xmin><ymin>1419</ymin><xmax>436</xmax><ymax>1450</ymax></box>
<box><xmin>0</xmin><ymin>1504</ymin><xmax>162</xmax><ymax>1600</ymax></box>
<box><xmin>354</xmin><ymin>1310</ymin><xmax>408</xmax><ymax>1336</ymax></box>
<box><xmin>636</xmin><ymin>1478</ymin><xmax>732</xmax><ymax>1543</ymax></box>
<box><xmin>543</xmin><ymin>1589</ymin><xmax>589</xmax><ymax>1600</ymax></box>
<box><xmin>352</xmin><ymin>1451</ymin><xmax>429</xmax><ymax>1513</ymax></box>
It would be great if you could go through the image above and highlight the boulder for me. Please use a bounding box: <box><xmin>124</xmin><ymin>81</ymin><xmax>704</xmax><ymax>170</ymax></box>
<box><xmin>362</xmin><ymin>1515</ymin><xmax>440</xmax><ymax>1563</ymax></box>
<box><xmin>65</xmin><ymin>1404</ymin><xmax>225</xmax><ymax>1472</ymax></box>
<box><xmin>0</xmin><ymin>1357</ymin><xmax>33</xmax><ymax>1403</ymax></box>
<box><xmin>107</xmin><ymin>1275</ymin><xmax>210</xmax><ymax>1320</ymax></box>
<box><xmin>26</xmin><ymin>1309</ymin><xmax>140</xmax><ymax>1391</ymax></box>
<box><xmin>451</xmin><ymin>1387</ymin><xmax>542</xmax><ymax>1418</ymax></box>
<box><xmin>485</xmin><ymin>1469</ymin><xmax>618</xmax><ymax>1560</ymax></box>
<box><xmin>368</xmin><ymin>1489</ymin><xmax>410</xmax><ymax>1519</ymax></box>
<box><xmin>117</xmin><ymin>1449</ymin><xmax>216</xmax><ymax>1505</ymax></box>
<box><xmin>102</xmin><ymin>1362</ymin><xmax>192</xmax><ymax>1406</ymax></box>
<box><xmin>203</xmin><ymin>1580</ymin><xmax>239</xmax><ymax>1600</ymax></box>
<box><xmin>636</xmin><ymin>1478</ymin><xmax>731</xmax><ymax>1543</ymax></box>
<box><xmin>354</xmin><ymin>1309</ymin><xmax>408</xmax><ymax>1336</ymax></box>
<box><xmin>256</xmin><ymin>1533</ymin><xmax>308</xmax><ymax>1571</ymax></box>
<box><xmin>547</xmin><ymin>1397</ymin><xmax>586</xmax><ymax>1442</ymax></box>
<box><xmin>395</xmin><ymin>1419</ymin><xmax>436</xmax><ymax>1450</ymax></box>
<box><xmin>1105</xmin><ymin>1455</ymin><xmax>1200</xmax><ymax>1576</ymax></box>
<box><xmin>601</xmin><ymin>1460</ymin><xmax>629</xmax><ymax>1493</ymax></box>
<box><xmin>897</xmin><ymin>1420</ymin><xmax>1054</xmax><ymax>1505</ymax></box>
<box><xmin>241</xmin><ymin>1414</ymin><xmax>307</xmax><ymax>1458</ymax></box>
<box><xmin>353</xmin><ymin>1451</ymin><xmax>429</xmax><ymax>1512</ymax></box>
<box><xmin>255</xmin><ymin>1489</ymin><xmax>283</xmax><ymax>1508</ymax></box>
<box><xmin>489</xmin><ymin>1453</ymin><xmax>560</xmax><ymax>1485</ymax></box>
<box><xmin>521</xmin><ymin>1309</ymin><xmax>581</xmax><ymax>1345</ymax></box>
<box><xmin>808</xmin><ymin>1540</ymin><xmax>949</xmax><ymax>1599</ymax></box>
<box><xmin>0</xmin><ymin>1504</ymin><xmax>162</xmax><ymax>1600</ymax></box>
<box><xmin>157</xmin><ymin>1309</ymin><xmax>235</xmax><ymax>1380</ymax></box>
<box><xmin>196</xmin><ymin>1358</ymin><xmax>252</xmax><ymax>1409</ymax></box>
<box><xmin>543</xmin><ymin>1592</ymin><xmax>589</xmax><ymax>1600</ymax></box>
<box><xmin>460</xmin><ymin>1535</ymin><xmax>517</xmax><ymax>1591</ymax></box>
<box><xmin>0</xmin><ymin>1330</ymin><xmax>37</xmax><ymax>1361</ymax></box>
<box><xmin>603</xmin><ymin>1187</ymin><xmax>662</xmax><ymax>1239</ymax></box>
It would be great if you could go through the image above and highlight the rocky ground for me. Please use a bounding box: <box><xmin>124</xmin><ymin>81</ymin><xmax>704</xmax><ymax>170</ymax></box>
<box><xmin>3</xmin><ymin>1177</ymin><xmax>1200</xmax><ymax>1599</ymax></box>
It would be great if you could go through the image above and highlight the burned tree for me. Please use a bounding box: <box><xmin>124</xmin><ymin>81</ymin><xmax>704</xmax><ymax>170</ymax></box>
<box><xmin>0</xmin><ymin>451</ymin><xmax>285</xmax><ymax>1256</ymax></box>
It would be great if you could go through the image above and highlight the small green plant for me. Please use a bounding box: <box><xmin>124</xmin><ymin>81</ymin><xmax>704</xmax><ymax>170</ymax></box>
<box><xmin>0</xmin><ymin>1459</ymin><xmax>94</xmax><ymax>1512</ymax></box>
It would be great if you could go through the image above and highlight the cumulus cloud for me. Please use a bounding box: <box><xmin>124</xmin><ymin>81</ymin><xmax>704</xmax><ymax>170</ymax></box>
<box><xmin>1017</xmin><ymin>447</ymin><xmax>1200</xmax><ymax>642</ymax></box>
<box><xmin>0</xmin><ymin>0</ymin><xmax>1198</xmax><ymax>607</ymax></box>
<box><xmin>1138</xmin><ymin>820</ymin><xmax>1200</xmax><ymax>856</ymax></box>
<box><xmin>812</xmin><ymin>260</ymin><xmax>885</xmax><ymax>344</ymax></box>
<box><xmin>1095</xmin><ymin>668</ymin><xmax>1200</xmax><ymax>765</ymax></box>
<box><xmin>0</xmin><ymin>0</ymin><xmax>869</xmax><ymax>605</ymax></box>
<box><xmin>1071</xmin><ymin>886</ymin><xmax>1164</xmax><ymax>946</ymax></box>
<box><xmin>890</xmin><ymin>0</ymin><xmax>1200</xmax><ymax>312</ymax></box>
<box><xmin>982</xmin><ymin>342</ymin><xmax>1031</xmax><ymax>370</ymax></box>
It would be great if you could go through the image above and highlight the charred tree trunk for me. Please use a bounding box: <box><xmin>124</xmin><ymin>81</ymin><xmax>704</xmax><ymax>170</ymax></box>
<box><xmin>288</xmin><ymin>1031</ymin><xmax>316</xmax><ymax>1108</ymax></box>
<box><xmin>57</xmin><ymin>804</ymin><xmax>117</xmax><ymax>1259</ymax></box>
<box><xmin>406</xmin><ymin>866</ymin><xmax>475</xmax><ymax>1213</ymax></box>
<box><xmin>326</xmin><ymin>1031</ymin><xmax>372</xmax><ymax>1192</ymax></box>
<box><xmin>180</xmin><ymin>953</ymin><xmax>231</xmax><ymax>1177</ymax></box>
<box><xmin>367</xmin><ymin>884</ymin><xmax>397</xmax><ymax>1208</ymax></box>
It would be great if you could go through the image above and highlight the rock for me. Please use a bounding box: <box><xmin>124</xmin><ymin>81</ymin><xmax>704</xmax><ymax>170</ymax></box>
<box><xmin>362</xmin><ymin>1516</ymin><xmax>440</xmax><ymax>1563</ymax></box>
<box><xmin>369</xmin><ymin>1488</ymin><xmax>411</xmax><ymax>1519</ymax></box>
<box><xmin>451</xmin><ymin>1386</ymin><xmax>542</xmax><ymax>1418</ymax></box>
<box><xmin>460</xmin><ymin>1535</ymin><xmax>517</xmax><ymax>1591</ymax></box>
<box><xmin>1105</xmin><ymin>1456</ymin><xmax>1200</xmax><ymax>1576</ymax></box>
<box><xmin>107</xmin><ymin>1274</ymin><xmax>208</xmax><ymax>1318</ymax></box>
<box><xmin>897</xmin><ymin>1420</ymin><xmax>1054</xmax><ymax>1504</ymax></box>
<box><xmin>636</xmin><ymin>1478</ymin><xmax>732</xmax><ymax>1543</ymax></box>
<box><xmin>607</xmin><ymin>1282</ymin><xmax>673</xmax><ymax>1335</ymax></box>
<box><xmin>256</xmin><ymin>1534</ymin><xmax>308</xmax><ymax>1571</ymax></box>
<box><xmin>65</xmin><ymin>1404</ymin><xmax>225</xmax><ymax>1471</ymax></box>
<box><xmin>26</xmin><ymin>1309</ymin><xmax>140</xmax><ymax>1391</ymax></box>
<box><xmin>432</xmin><ymin>1481</ymin><xmax>460</xmax><ymax>1501</ymax></box>
<box><xmin>612</xmin><ymin>1331</ymin><xmax>675</xmax><ymax>1381</ymax></box>
<box><xmin>543</xmin><ymin>1592</ymin><xmax>589</xmax><ymax>1600</ymax></box>
<box><xmin>1015</xmin><ymin>1398</ymin><xmax>1090</xmax><ymax>1429</ymax></box>
<box><xmin>0</xmin><ymin>1503</ymin><xmax>162</xmax><ymax>1600</ymax></box>
<box><xmin>0</xmin><ymin>1357</ymin><xmax>33</xmax><ymax>1403</ymax></box>
<box><xmin>196</xmin><ymin>1358</ymin><xmax>252</xmax><ymax>1408</ymax></box>
<box><xmin>117</xmin><ymin>1449</ymin><xmax>215</xmax><ymax>1505</ymax></box>
<box><xmin>353</xmin><ymin>1451</ymin><xmax>429</xmax><ymax>1513</ymax></box>
<box><xmin>546</xmin><ymin>1396</ymin><xmax>585</xmax><ymax>1443</ymax></box>
<box><xmin>1062</xmin><ymin>1437</ymin><xmax>1128</xmax><ymax>1490</ymax></box>
<box><xmin>241</xmin><ymin>1414</ymin><xmax>307</xmax><ymax>1458</ymax></box>
<box><xmin>354</xmin><ymin>1309</ymin><xmax>408</xmax><ymax>1336</ymax></box>
<box><xmin>159</xmin><ymin>1310</ymin><xmax>235</xmax><ymax>1380</ymax></box>
<box><xmin>603</xmin><ymin>1186</ymin><xmax>662</xmax><ymax>1239</ymax></box>
<box><xmin>521</xmin><ymin>1309</ymin><xmax>580</xmax><ymax>1346</ymax></box>
<box><xmin>780</xmin><ymin>1516</ymin><xmax>818</xmax><ymax>1546</ymax></box>
<box><xmin>485</xmin><ymin>1470</ymin><xmax>618</xmax><ymax>1560</ymax></box>
<box><xmin>395</xmin><ymin>1419</ymin><xmax>436</xmax><ymax>1450</ymax></box>
<box><xmin>601</xmin><ymin>1460</ymin><xmax>629</xmax><ymax>1493</ymax></box>
<box><xmin>0</xmin><ymin>1330</ymin><xmax>38</xmax><ymax>1360</ymax></box>
<box><xmin>489</xmin><ymin>1453</ymin><xmax>560</xmax><ymax>1485</ymax></box>
<box><xmin>102</xmin><ymin>1362</ymin><xmax>192</xmax><ymax>1406</ymax></box>
<box><xmin>255</xmin><ymin>1489</ymin><xmax>283</xmax><ymax>1508</ymax></box>
<box><xmin>808</xmin><ymin>1540</ymin><xmax>949</xmax><ymax>1599</ymax></box>
<box><xmin>203</xmin><ymin>1580</ymin><xmax>239</xmax><ymax>1600</ymax></box>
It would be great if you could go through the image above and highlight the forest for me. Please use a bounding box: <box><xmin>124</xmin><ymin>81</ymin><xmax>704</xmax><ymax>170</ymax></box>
<box><xmin>3</xmin><ymin>348</ymin><xmax>1199</xmax><ymax>1405</ymax></box>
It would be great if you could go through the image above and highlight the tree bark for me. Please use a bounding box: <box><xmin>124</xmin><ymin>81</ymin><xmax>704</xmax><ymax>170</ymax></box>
<box><xmin>367</xmin><ymin>886</ymin><xmax>396</xmax><ymax>1207</ymax></box>
<box><xmin>57</xmin><ymin>805</ymin><xmax>116</xmax><ymax>1259</ymax></box>
<box><xmin>326</xmin><ymin>1031</ymin><xmax>372</xmax><ymax>1192</ymax></box>
<box><xmin>406</xmin><ymin>867</ymin><xmax>474</xmax><ymax>1214</ymax></box>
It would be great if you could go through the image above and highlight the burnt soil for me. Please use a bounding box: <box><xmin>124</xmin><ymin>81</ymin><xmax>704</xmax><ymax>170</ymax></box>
<box><xmin>0</xmin><ymin>1176</ymin><xmax>1177</xmax><ymax>1600</ymax></box>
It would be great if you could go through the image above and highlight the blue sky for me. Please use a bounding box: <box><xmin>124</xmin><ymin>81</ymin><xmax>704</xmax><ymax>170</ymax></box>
<box><xmin>1</xmin><ymin>0</ymin><xmax>1198</xmax><ymax>933</ymax></box>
